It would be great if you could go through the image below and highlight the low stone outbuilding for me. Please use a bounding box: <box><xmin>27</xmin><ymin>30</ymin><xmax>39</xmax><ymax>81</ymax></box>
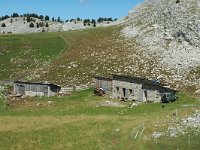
<box><xmin>94</xmin><ymin>75</ymin><xmax>176</xmax><ymax>103</ymax></box>
<box><xmin>13</xmin><ymin>81</ymin><xmax>61</xmax><ymax>97</ymax></box>
<box><xmin>94</xmin><ymin>76</ymin><xmax>112</xmax><ymax>95</ymax></box>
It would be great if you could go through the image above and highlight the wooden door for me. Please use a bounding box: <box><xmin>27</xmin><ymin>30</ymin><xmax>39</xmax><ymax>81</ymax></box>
<box><xmin>19</xmin><ymin>85</ymin><xmax>25</xmax><ymax>95</ymax></box>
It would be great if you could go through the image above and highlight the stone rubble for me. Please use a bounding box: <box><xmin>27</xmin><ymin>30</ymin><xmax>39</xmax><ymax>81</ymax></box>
<box><xmin>153</xmin><ymin>110</ymin><xmax>200</xmax><ymax>139</ymax></box>
<box><xmin>96</xmin><ymin>100</ymin><xmax>126</xmax><ymax>107</ymax></box>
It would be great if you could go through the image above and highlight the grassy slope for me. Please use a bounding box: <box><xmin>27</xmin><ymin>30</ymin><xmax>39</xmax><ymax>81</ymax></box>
<box><xmin>1</xmin><ymin>20</ymin><xmax>200</xmax><ymax>150</ymax></box>
<box><xmin>0</xmin><ymin>91</ymin><xmax>200</xmax><ymax>150</ymax></box>
<box><xmin>0</xmin><ymin>26</ymin><xmax>121</xmax><ymax>85</ymax></box>
<box><xmin>0</xmin><ymin>32</ymin><xmax>66</xmax><ymax>81</ymax></box>
<box><xmin>41</xmin><ymin>26</ymin><xmax>163</xmax><ymax>86</ymax></box>
<box><xmin>0</xmin><ymin>26</ymin><xmax>147</xmax><ymax>86</ymax></box>
<box><xmin>37</xmin><ymin>26</ymin><xmax>125</xmax><ymax>85</ymax></box>
<box><xmin>0</xmin><ymin>20</ymin><xmax>199</xmax><ymax>94</ymax></box>
<box><xmin>0</xmin><ymin>26</ymin><xmax>184</xmax><ymax>91</ymax></box>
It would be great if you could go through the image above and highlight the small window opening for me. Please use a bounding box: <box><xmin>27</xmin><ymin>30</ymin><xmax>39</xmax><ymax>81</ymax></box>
<box><xmin>116</xmin><ymin>87</ymin><xmax>119</xmax><ymax>92</ymax></box>
<box><xmin>129</xmin><ymin>89</ymin><xmax>133</xmax><ymax>94</ymax></box>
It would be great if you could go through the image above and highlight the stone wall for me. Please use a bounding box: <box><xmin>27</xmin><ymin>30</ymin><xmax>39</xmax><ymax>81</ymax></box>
<box><xmin>14</xmin><ymin>83</ymin><xmax>59</xmax><ymax>97</ymax></box>
<box><xmin>112</xmin><ymin>80</ymin><xmax>162</xmax><ymax>102</ymax></box>
<box><xmin>145</xmin><ymin>90</ymin><xmax>161</xmax><ymax>102</ymax></box>
<box><xmin>25</xmin><ymin>91</ymin><xmax>45</xmax><ymax>97</ymax></box>
<box><xmin>112</xmin><ymin>80</ymin><xmax>143</xmax><ymax>101</ymax></box>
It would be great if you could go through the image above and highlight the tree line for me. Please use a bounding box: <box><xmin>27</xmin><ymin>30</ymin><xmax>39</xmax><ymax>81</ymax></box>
<box><xmin>0</xmin><ymin>13</ymin><xmax>117</xmax><ymax>23</ymax></box>
<box><xmin>0</xmin><ymin>13</ymin><xmax>51</xmax><ymax>21</ymax></box>
<box><xmin>1</xmin><ymin>13</ymin><xmax>118</xmax><ymax>30</ymax></box>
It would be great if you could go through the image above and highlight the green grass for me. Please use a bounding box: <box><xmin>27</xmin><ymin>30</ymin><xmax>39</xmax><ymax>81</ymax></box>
<box><xmin>0</xmin><ymin>90</ymin><xmax>200</xmax><ymax>149</ymax></box>
<box><xmin>0</xmin><ymin>26</ymin><xmax>200</xmax><ymax>149</ymax></box>
<box><xmin>0</xmin><ymin>26</ymin><xmax>188</xmax><ymax>93</ymax></box>
<box><xmin>37</xmin><ymin>26</ymin><xmax>125</xmax><ymax>85</ymax></box>
<box><xmin>0</xmin><ymin>32</ymin><xmax>66</xmax><ymax>80</ymax></box>
<box><xmin>0</xmin><ymin>24</ymin><xmax>199</xmax><ymax>95</ymax></box>
<box><xmin>0</xmin><ymin>26</ymin><xmax>145</xmax><ymax>86</ymax></box>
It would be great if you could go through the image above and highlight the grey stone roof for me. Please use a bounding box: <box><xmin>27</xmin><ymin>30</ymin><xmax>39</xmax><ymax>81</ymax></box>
<box><xmin>14</xmin><ymin>81</ymin><xmax>61</xmax><ymax>88</ymax></box>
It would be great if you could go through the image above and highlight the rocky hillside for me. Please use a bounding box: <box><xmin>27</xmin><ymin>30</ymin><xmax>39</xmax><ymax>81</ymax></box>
<box><xmin>0</xmin><ymin>17</ymin><xmax>116</xmax><ymax>34</ymax></box>
<box><xmin>121</xmin><ymin>0</ymin><xmax>200</xmax><ymax>92</ymax></box>
<box><xmin>1</xmin><ymin>0</ymin><xmax>200</xmax><ymax>94</ymax></box>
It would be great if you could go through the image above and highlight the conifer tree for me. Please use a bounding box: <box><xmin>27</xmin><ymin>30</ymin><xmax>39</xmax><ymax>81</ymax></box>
<box><xmin>1</xmin><ymin>23</ymin><xmax>6</xmax><ymax>27</ymax></box>
<box><xmin>29</xmin><ymin>22</ymin><xmax>34</xmax><ymax>28</ymax></box>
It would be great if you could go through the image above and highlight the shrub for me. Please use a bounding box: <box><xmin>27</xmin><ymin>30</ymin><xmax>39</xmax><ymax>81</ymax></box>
<box><xmin>45</xmin><ymin>22</ymin><xmax>49</xmax><ymax>27</ymax></box>
<box><xmin>12</xmin><ymin>13</ymin><xmax>19</xmax><ymax>18</ymax></box>
<box><xmin>45</xmin><ymin>15</ymin><xmax>49</xmax><ymax>21</ymax></box>
<box><xmin>29</xmin><ymin>22</ymin><xmax>34</xmax><ymax>28</ymax></box>
<box><xmin>39</xmin><ymin>22</ymin><xmax>44</xmax><ymax>27</ymax></box>
<box><xmin>36</xmin><ymin>22</ymin><xmax>39</xmax><ymax>28</ymax></box>
<box><xmin>93</xmin><ymin>21</ymin><xmax>96</xmax><ymax>27</ymax></box>
<box><xmin>39</xmin><ymin>15</ymin><xmax>44</xmax><ymax>20</ymax></box>
<box><xmin>1</xmin><ymin>23</ymin><xmax>6</xmax><ymax>27</ymax></box>
<box><xmin>27</xmin><ymin>16</ymin><xmax>31</xmax><ymax>22</ymax></box>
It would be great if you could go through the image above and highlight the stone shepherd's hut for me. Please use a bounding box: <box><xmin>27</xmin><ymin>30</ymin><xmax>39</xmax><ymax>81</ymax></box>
<box><xmin>14</xmin><ymin>81</ymin><xmax>61</xmax><ymax>97</ymax></box>
<box><xmin>94</xmin><ymin>75</ymin><xmax>176</xmax><ymax>103</ymax></box>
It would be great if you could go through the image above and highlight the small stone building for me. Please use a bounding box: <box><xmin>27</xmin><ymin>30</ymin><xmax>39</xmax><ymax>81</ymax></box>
<box><xmin>94</xmin><ymin>75</ymin><xmax>176</xmax><ymax>102</ymax></box>
<box><xmin>13</xmin><ymin>81</ymin><xmax>61</xmax><ymax>97</ymax></box>
<box><xmin>94</xmin><ymin>76</ymin><xmax>112</xmax><ymax>94</ymax></box>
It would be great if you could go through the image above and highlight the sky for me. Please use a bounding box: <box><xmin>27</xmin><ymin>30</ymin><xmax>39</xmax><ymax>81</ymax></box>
<box><xmin>0</xmin><ymin>0</ymin><xmax>143</xmax><ymax>20</ymax></box>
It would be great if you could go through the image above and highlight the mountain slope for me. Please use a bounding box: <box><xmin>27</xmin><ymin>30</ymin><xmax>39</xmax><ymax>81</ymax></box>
<box><xmin>0</xmin><ymin>17</ymin><xmax>116</xmax><ymax>34</ymax></box>
<box><xmin>1</xmin><ymin>0</ymin><xmax>200</xmax><ymax>94</ymax></box>
<box><xmin>0</xmin><ymin>26</ymin><xmax>160</xmax><ymax>87</ymax></box>
<box><xmin>121</xmin><ymin>0</ymin><xmax>200</xmax><ymax>92</ymax></box>
<box><xmin>0</xmin><ymin>33</ymin><xmax>66</xmax><ymax>81</ymax></box>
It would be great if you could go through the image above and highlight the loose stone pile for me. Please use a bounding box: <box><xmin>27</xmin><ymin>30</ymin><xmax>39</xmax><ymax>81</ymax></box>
<box><xmin>153</xmin><ymin>110</ymin><xmax>200</xmax><ymax>139</ymax></box>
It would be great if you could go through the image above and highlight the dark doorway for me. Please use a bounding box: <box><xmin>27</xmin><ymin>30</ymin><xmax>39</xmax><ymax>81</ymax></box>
<box><xmin>19</xmin><ymin>85</ymin><xmax>25</xmax><ymax>95</ymax></box>
<box><xmin>144</xmin><ymin>90</ymin><xmax>148</xmax><ymax>101</ymax></box>
<box><xmin>44</xmin><ymin>86</ymin><xmax>49</xmax><ymax>96</ymax></box>
<box><xmin>123</xmin><ymin>88</ymin><xmax>126</xmax><ymax>98</ymax></box>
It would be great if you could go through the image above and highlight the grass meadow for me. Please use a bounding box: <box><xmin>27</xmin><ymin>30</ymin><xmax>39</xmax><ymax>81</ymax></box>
<box><xmin>0</xmin><ymin>26</ymin><xmax>200</xmax><ymax>149</ymax></box>
<box><xmin>0</xmin><ymin>89</ymin><xmax>200</xmax><ymax>150</ymax></box>
<box><xmin>0</xmin><ymin>32</ymin><xmax>66</xmax><ymax>81</ymax></box>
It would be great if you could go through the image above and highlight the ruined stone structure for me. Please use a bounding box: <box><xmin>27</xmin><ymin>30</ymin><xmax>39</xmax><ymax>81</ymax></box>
<box><xmin>14</xmin><ymin>81</ymin><xmax>61</xmax><ymax>97</ymax></box>
<box><xmin>94</xmin><ymin>75</ymin><xmax>176</xmax><ymax>102</ymax></box>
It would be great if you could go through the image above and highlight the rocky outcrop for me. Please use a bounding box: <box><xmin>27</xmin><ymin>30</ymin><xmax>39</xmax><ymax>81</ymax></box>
<box><xmin>121</xmin><ymin>0</ymin><xmax>200</xmax><ymax>91</ymax></box>
<box><xmin>0</xmin><ymin>17</ymin><xmax>117</xmax><ymax>34</ymax></box>
<box><xmin>153</xmin><ymin>110</ymin><xmax>200</xmax><ymax>139</ymax></box>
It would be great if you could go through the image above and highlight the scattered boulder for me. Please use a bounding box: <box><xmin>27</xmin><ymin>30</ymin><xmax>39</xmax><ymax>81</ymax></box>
<box><xmin>48</xmin><ymin>101</ymin><xmax>52</xmax><ymax>105</ymax></box>
<box><xmin>36</xmin><ymin>103</ymin><xmax>42</xmax><ymax>106</ymax></box>
<box><xmin>153</xmin><ymin>110</ymin><xmax>200</xmax><ymax>139</ymax></box>
<box><xmin>96</xmin><ymin>100</ymin><xmax>125</xmax><ymax>107</ymax></box>
<box><xmin>129</xmin><ymin>103</ymin><xmax>138</xmax><ymax>108</ymax></box>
